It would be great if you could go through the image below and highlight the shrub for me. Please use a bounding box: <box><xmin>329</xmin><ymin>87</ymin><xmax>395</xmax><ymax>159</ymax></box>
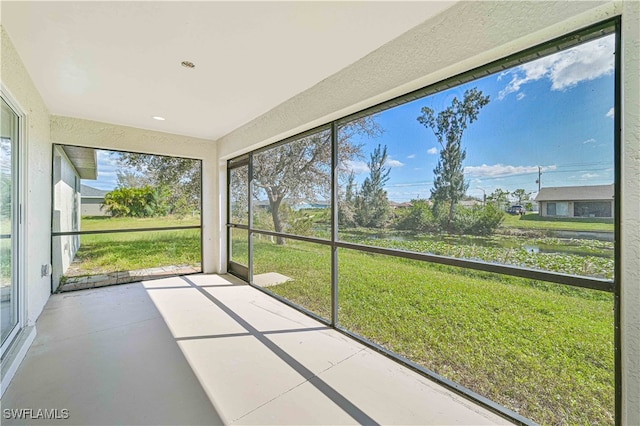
<box><xmin>451</xmin><ymin>204</ymin><xmax>504</xmax><ymax>236</ymax></box>
<box><xmin>280</xmin><ymin>204</ymin><xmax>314</xmax><ymax>236</ymax></box>
<box><xmin>396</xmin><ymin>199</ymin><xmax>439</xmax><ymax>232</ymax></box>
<box><xmin>102</xmin><ymin>186</ymin><xmax>169</xmax><ymax>217</ymax></box>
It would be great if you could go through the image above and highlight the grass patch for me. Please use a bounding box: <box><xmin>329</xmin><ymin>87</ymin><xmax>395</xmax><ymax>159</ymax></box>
<box><xmin>252</xmin><ymin>238</ymin><xmax>614</xmax><ymax>425</ymax></box>
<box><xmin>252</xmin><ymin>236</ymin><xmax>332</xmax><ymax>319</ymax></box>
<box><xmin>501</xmin><ymin>213</ymin><xmax>614</xmax><ymax>232</ymax></box>
<box><xmin>80</xmin><ymin>215</ymin><xmax>200</xmax><ymax>231</ymax></box>
<box><xmin>65</xmin><ymin>228</ymin><xmax>201</xmax><ymax>276</ymax></box>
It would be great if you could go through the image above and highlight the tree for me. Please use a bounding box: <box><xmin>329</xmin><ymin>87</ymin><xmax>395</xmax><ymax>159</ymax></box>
<box><xmin>417</xmin><ymin>88</ymin><xmax>490</xmax><ymax>231</ymax></box>
<box><xmin>102</xmin><ymin>186</ymin><xmax>169</xmax><ymax>217</ymax></box>
<box><xmin>511</xmin><ymin>188</ymin><xmax>531</xmax><ymax>204</ymax></box>
<box><xmin>116</xmin><ymin>153</ymin><xmax>201</xmax><ymax>216</ymax></box>
<box><xmin>252</xmin><ymin>117</ymin><xmax>381</xmax><ymax>243</ymax></box>
<box><xmin>487</xmin><ymin>188</ymin><xmax>510</xmax><ymax>211</ymax></box>
<box><xmin>0</xmin><ymin>139</ymin><xmax>12</xmax><ymax>221</ymax></box>
<box><xmin>354</xmin><ymin>144</ymin><xmax>391</xmax><ymax>227</ymax></box>
<box><xmin>396</xmin><ymin>199</ymin><xmax>437</xmax><ymax>232</ymax></box>
<box><xmin>116</xmin><ymin>170</ymin><xmax>150</xmax><ymax>189</ymax></box>
<box><xmin>229</xmin><ymin>167</ymin><xmax>249</xmax><ymax>224</ymax></box>
<box><xmin>338</xmin><ymin>171</ymin><xmax>358</xmax><ymax>227</ymax></box>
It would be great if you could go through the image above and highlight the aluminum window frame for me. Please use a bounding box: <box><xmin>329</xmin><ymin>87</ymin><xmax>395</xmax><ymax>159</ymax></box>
<box><xmin>0</xmin><ymin>89</ymin><xmax>27</xmax><ymax>359</ymax></box>
<box><xmin>227</xmin><ymin>156</ymin><xmax>250</xmax><ymax>279</ymax></box>
<box><xmin>226</xmin><ymin>18</ymin><xmax>621</xmax><ymax>426</ymax></box>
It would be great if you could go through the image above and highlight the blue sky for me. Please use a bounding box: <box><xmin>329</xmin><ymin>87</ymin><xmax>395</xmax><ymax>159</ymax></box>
<box><xmin>86</xmin><ymin>35</ymin><xmax>615</xmax><ymax>203</ymax></box>
<box><xmin>83</xmin><ymin>150</ymin><xmax>120</xmax><ymax>191</ymax></box>
<box><xmin>345</xmin><ymin>34</ymin><xmax>615</xmax><ymax>202</ymax></box>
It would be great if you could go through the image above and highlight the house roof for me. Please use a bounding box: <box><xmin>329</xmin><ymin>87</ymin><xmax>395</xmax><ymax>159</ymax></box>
<box><xmin>61</xmin><ymin>146</ymin><xmax>97</xmax><ymax>180</ymax></box>
<box><xmin>389</xmin><ymin>201</ymin><xmax>413</xmax><ymax>208</ymax></box>
<box><xmin>535</xmin><ymin>184</ymin><xmax>614</xmax><ymax>202</ymax></box>
<box><xmin>81</xmin><ymin>184</ymin><xmax>109</xmax><ymax>198</ymax></box>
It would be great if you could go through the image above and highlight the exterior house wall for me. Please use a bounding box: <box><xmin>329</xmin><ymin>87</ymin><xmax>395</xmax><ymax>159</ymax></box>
<box><xmin>539</xmin><ymin>199</ymin><xmax>614</xmax><ymax>218</ymax></box>
<box><xmin>80</xmin><ymin>198</ymin><xmax>106</xmax><ymax>216</ymax></box>
<box><xmin>51</xmin><ymin>145</ymin><xmax>81</xmax><ymax>290</ymax></box>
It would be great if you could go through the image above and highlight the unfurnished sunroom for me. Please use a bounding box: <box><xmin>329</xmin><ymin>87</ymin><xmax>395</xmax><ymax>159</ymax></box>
<box><xmin>0</xmin><ymin>2</ymin><xmax>638</xmax><ymax>426</ymax></box>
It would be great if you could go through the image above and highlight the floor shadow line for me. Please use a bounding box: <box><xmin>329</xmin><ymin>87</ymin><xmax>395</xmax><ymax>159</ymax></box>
<box><xmin>179</xmin><ymin>276</ymin><xmax>380</xmax><ymax>426</ymax></box>
<box><xmin>175</xmin><ymin>326</ymin><xmax>330</xmax><ymax>342</ymax></box>
<box><xmin>144</xmin><ymin>284</ymin><xmax>243</xmax><ymax>290</ymax></box>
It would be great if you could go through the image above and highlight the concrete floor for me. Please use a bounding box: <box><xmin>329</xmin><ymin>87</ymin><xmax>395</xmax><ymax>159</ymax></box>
<box><xmin>1</xmin><ymin>274</ymin><xmax>510</xmax><ymax>425</ymax></box>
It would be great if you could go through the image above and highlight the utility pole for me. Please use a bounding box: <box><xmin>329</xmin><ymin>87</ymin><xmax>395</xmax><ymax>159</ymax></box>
<box><xmin>477</xmin><ymin>187</ymin><xmax>486</xmax><ymax>206</ymax></box>
<box><xmin>536</xmin><ymin>166</ymin><xmax>542</xmax><ymax>192</ymax></box>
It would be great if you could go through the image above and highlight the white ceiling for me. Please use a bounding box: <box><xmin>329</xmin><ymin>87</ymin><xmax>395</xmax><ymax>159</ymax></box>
<box><xmin>1</xmin><ymin>1</ymin><xmax>456</xmax><ymax>141</ymax></box>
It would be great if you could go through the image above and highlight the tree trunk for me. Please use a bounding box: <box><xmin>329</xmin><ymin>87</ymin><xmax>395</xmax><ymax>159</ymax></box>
<box><xmin>270</xmin><ymin>198</ymin><xmax>286</xmax><ymax>245</ymax></box>
<box><xmin>447</xmin><ymin>199</ymin><xmax>455</xmax><ymax>232</ymax></box>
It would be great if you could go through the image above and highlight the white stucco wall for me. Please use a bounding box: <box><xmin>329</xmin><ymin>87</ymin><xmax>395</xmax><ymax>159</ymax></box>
<box><xmin>1</xmin><ymin>26</ymin><xmax>52</xmax><ymax>326</ymax></box>
<box><xmin>620</xmin><ymin>1</ymin><xmax>640</xmax><ymax>423</ymax></box>
<box><xmin>216</xmin><ymin>1</ymin><xmax>639</xmax><ymax>423</ymax></box>
<box><xmin>49</xmin><ymin>116</ymin><xmax>219</xmax><ymax>274</ymax></box>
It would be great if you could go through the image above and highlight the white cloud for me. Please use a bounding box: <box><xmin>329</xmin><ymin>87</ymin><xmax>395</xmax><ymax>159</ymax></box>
<box><xmin>582</xmin><ymin>138</ymin><xmax>596</xmax><ymax>144</ymax></box>
<box><xmin>85</xmin><ymin>150</ymin><xmax>126</xmax><ymax>190</ymax></box>
<box><xmin>407</xmin><ymin>154</ymin><xmax>416</xmax><ymax>159</ymax></box>
<box><xmin>386</xmin><ymin>181</ymin><xmax>432</xmax><ymax>188</ymax></box>
<box><xmin>581</xmin><ymin>173</ymin><xmax>599</xmax><ymax>179</ymax></box>
<box><xmin>464</xmin><ymin>164</ymin><xmax>557</xmax><ymax>178</ymax></box>
<box><xmin>498</xmin><ymin>35</ymin><xmax>614</xmax><ymax>100</ymax></box>
<box><xmin>98</xmin><ymin>150</ymin><xmax>122</xmax><ymax>167</ymax></box>
<box><xmin>385</xmin><ymin>158</ymin><xmax>405</xmax><ymax>168</ymax></box>
<box><xmin>345</xmin><ymin>160</ymin><xmax>369</xmax><ymax>174</ymax></box>
<box><xmin>516</xmin><ymin>92</ymin><xmax>526</xmax><ymax>101</ymax></box>
<box><xmin>427</xmin><ymin>147</ymin><xmax>438</xmax><ymax>155</ymax></box>
<box><xmin>606</xmin><ymin>107</ymin><xmax>614</xmax><ymax>118</ymax></box>
<box><xmin>344</xmin><ymin>156</ymin><xmax>403</xmax><ymax>173</ymax></box>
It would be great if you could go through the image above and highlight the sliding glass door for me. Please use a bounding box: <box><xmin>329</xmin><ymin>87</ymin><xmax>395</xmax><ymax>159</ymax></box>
<box><xmin>1</xmin><ymin>97</ymin><xmax>20</xmax><ymax>355</ymax></box>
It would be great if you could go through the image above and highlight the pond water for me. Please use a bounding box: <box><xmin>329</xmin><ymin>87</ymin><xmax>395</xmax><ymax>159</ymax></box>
<box><xmin>341</xmin><ymin>231</ymin><xmax>613</xmax><ymax>259</ymax></box>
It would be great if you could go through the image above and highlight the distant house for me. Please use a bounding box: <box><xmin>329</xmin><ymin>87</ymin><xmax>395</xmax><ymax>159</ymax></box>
<box><xmin>389</xmin><ymin>201</ymin><xmax>414</xmax><ymax>209</ymax></box>
<box><xmin>459</xmin><ymin>199</ymin><xmax>483</xmax><ymax>208</ymax></box>
<box><xmin>294</xmin><ymin>200</ymin><xmax>330</xmax><ymax>210</ymax></box>
<box><xmin>81</xmin><ymin>184</ymin><xmax>110</xmax><ymax>216</ymax></box>
<box><xmin>535</xmin><ymin>184</ymin><xmax>614</xmax><ymax>218</ymax></box>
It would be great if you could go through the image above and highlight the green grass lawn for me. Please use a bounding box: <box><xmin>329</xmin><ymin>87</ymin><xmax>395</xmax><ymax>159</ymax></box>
<box><xmin>66</xmin><ymin>214</ymin><xmax>614</xmax><ymax>424</ymax></box>
<box><xmin>81</xmin><ymin>215</ymin><xmax>201</xmax><ymax>231</ymax></box>
<box><xmin>62</xmin><ymin>217</ymin><xmax>202</xmax><ymax>276</ymax></box>
<box><xmin>249</xmin><ymin>238</ymin><xmax>614</xmax><ymax>426</ymax></box>
<box><xmin>73</xmin><ymin>230</ymin><xmax>201</xmax><ymax>274</ymax></box>
<box><xmin>501</xmin><ymin>213</ymin><xmax>614</xmax><ymax>232</ymax></box>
